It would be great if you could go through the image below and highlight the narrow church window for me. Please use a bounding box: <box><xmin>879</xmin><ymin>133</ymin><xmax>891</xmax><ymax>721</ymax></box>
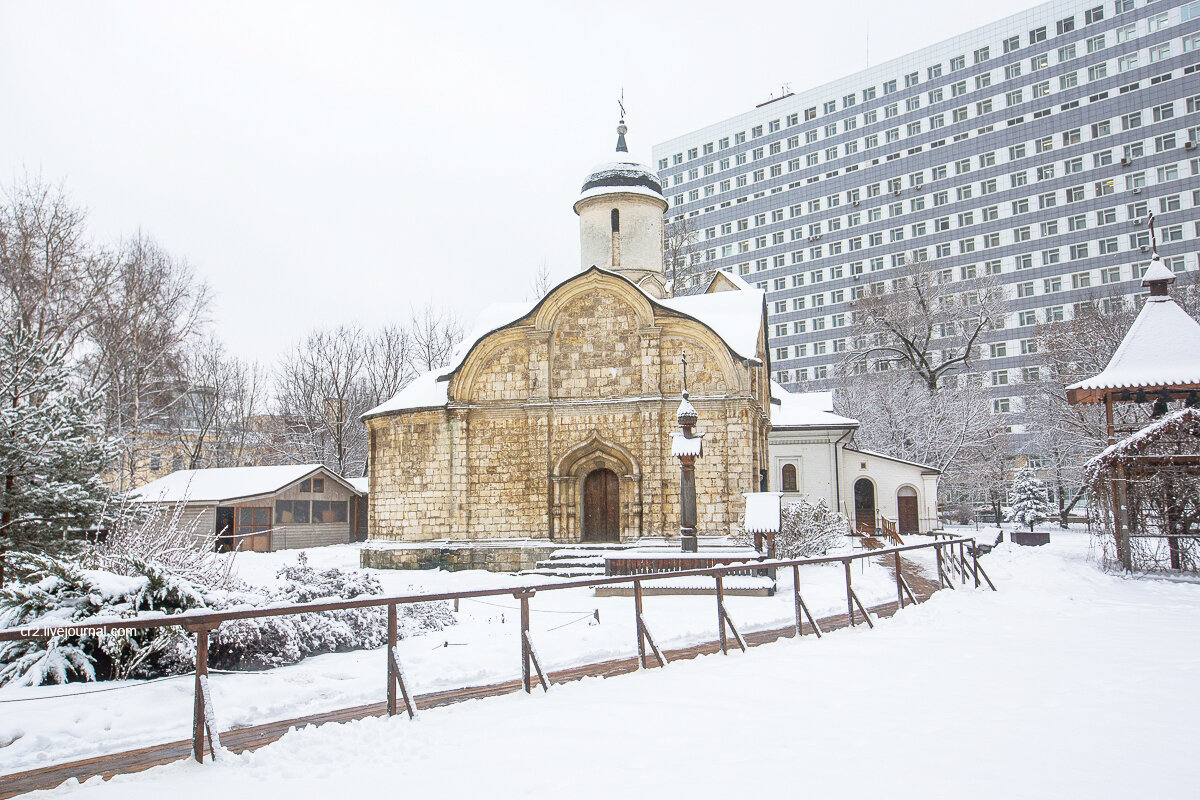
<box><xmin>610</xmin><ymin>209</ymin><xmax>621</xmax><ymax>266</ymax></box>
<box><xmin>781</xmin><ymin>463</ymin><xmax>797</xmax><ymax>491</ymax></box>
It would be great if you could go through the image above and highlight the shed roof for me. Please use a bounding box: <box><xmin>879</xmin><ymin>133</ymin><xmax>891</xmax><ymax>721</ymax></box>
<box><xmin>128</xmin><ymin>464</ymin><xmax>362</xmax><ymax>505</ymax></box>
<box><xmin>1067</xmin><ymin>293</ymin><xmax>1200</xmax><ymax>401</ymax></box>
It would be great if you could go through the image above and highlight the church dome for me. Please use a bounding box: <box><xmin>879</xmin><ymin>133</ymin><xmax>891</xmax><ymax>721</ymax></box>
<box><xmin>579</xmin><ymin>121</ymin><xmax>664</xmax><ymax>198</ymax></box>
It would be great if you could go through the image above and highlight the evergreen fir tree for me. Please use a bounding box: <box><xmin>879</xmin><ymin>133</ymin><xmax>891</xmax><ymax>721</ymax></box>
<box><xmin>0</xmin><ymin>324</ymin><xmax>115</xmax><ymax>559</ymax></box>
<box><xmin>1007</xmin><ymin>466</ymin><xmax>1054</xmax><ymax>532</ymax></box>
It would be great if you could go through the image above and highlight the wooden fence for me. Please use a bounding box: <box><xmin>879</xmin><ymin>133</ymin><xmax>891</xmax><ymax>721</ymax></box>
<box><xmin>0</xmin><ymin>537</ymin><xmax>992</xmax><ymax>765</ymax></box>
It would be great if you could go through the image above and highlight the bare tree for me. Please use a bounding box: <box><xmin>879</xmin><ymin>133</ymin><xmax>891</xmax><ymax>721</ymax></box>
<box><xmin>362</xmin><ymin>324</ymin><xmax>416</xmax><ymax>407</ymax></box>
<box><xmin>837</xmin><ymin>367</ymin><xmax>1002</xmax><ymax>504</ymax></box>
<box><xmin>81</xmin><ymin>233</ymin><xmax>210</xmax><ymax>491</ymax></box>
<box><xmin>409</xmin><ymin>303</ymin><xmax>463</xmax><ymax>373</ymax></box>
<box><xmin>172</xmin><ymin>338</ymin><xmax>266</xmax><ymax>470</ymax></box>
<box><xmin>663</xmin><ymin>215</ymin><xmax>707</xmax><ymax>296</ymax></box>
<box><xmin>0</xmin><ymin>173</ymin><xmax>115</xmax><ymax>353</ymax></box>
<box><xmin>845</xmin><ymin>251</ymin><xmax>1006</xmax><ymax>391</ymax></box>
<box><xmin>525</xmin><ymin>260</ymin><xmax>554</xmax><ymax>301</ymax></box>
<box><xmin>272</xmin><ymin>325</ymin><xmax>371</xmax><ymax>477</ymax></box>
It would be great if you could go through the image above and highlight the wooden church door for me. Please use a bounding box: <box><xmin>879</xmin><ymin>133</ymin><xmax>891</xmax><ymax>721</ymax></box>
<box><xmin>583</xmin><ymin>468</ymin><xmax>620</xmax><ymax>542</ymax></box>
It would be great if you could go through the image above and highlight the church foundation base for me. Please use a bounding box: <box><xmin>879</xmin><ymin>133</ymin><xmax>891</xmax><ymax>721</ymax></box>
<box><xmin>361</xmin><ymin>539</ymin><xmax>561</xmax><ymax>573</ymax></box>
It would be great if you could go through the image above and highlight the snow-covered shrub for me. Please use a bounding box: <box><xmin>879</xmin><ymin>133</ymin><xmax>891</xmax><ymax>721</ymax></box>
<box><xmin>735</xmin><ymin>497</ymin><xmax>849</xmax><ymax>558</ymax></box>
<box><xmin>210</xmin><ymin>553</ymin><xmax>453</xmax><ymax>671</ymax></box>
<box><xmin>1007</xmin><ymin>467</ymin><xmax>1054</xmax><ymax>532</ymax></box>
<box><xmin>0</xmin><ymin>551</ymin><xmax>208</xmax><ymax>685</ymax></box>
<box><xmin>1</xmin><ymin>546</ymin><xmax>456</xmax><ymax>685</ymax></box>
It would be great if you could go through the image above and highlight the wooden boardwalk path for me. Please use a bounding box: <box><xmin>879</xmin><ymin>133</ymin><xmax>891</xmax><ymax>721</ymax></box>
<box><xmin>0</xmin><ymin>557</ymin><xmax>939</xmax><ymax>799</ymax></box>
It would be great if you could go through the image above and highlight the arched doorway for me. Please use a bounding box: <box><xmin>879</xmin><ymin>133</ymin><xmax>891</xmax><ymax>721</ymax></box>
<box><xmin>897</xmin><ymin>486</ymin><xmax>919</xmax><ymax>534</ymax></box>
<box><xmin>583</xmin><ymin>468</ymin><xmax>620</xmax><ymax>542</ymax></box>
<box><xmin>853</xmin><ymin>478</ymin><xmax>876</xmax><ymax>535</ymax></box>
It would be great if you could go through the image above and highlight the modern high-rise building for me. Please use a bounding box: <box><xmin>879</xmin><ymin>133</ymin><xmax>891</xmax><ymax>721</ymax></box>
<box><xmin>653</xmin><ymin>0</ymin><xmax>1199</xmax><ymax>433</ymax></box>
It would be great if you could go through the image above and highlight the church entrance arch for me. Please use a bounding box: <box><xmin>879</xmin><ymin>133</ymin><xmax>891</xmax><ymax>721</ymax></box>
<box><xmin>854</xmin><ymin>478</ymin><xmax>876</xmax><ymax>535</ymax></box>
<box><xmin>582</xmin><ymin>468</ymin><xmax>620</xmax><ymax>542</ymax></box>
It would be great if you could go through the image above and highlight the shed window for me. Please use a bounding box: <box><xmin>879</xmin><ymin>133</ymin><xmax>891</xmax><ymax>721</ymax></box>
<box><xmin>236</xmin><ymin>507</ymin><xmax>272</xmax><ymax>534</ymax></box>
<box><xmin>781</xmin><ymin>463</ymin><xmax>798</xmax><ymax>492</ymax></box>
<box><xmin>312</xmin><ymin>500</ymin><xmax>348</xmax><ymax>524</ymax></box>
<box><xmin>311</xmin><ymin>477</ymin><xmax>325</xmax><ymax>493</ymax></box>
<box><xmin>276</xmin><ymin>500</ymin><xmax>310</xmax><ymax>524</ymax></box>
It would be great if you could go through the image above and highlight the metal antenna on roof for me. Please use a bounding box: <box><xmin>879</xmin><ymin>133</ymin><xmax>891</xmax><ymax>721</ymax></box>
<box><xmin>1148</xmin><ymin>211</ymin><xmax>1159</xmax><ymax>259</ymax></box>
<box><xmin>618</xmin><ymin>88</ymin><xmax>626</xmax><ymax>122</ymax></box>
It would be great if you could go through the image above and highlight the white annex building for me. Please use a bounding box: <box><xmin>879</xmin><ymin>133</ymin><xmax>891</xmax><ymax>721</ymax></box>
<box><xmin>706</xmin><ymin>268</ymin><xmax>941</xmax><ymax>535</ymax></box>
<box><xmin>768</xmin><ymin>380</ymin><xmax>941</xmax><ymax>535</ymax></box>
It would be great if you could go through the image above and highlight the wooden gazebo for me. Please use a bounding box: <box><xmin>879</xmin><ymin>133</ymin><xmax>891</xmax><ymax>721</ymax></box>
<box><xmin>1066</xmin><ymin>233</ymin><xmax>1200</xmax><ymax>570</ymax></box>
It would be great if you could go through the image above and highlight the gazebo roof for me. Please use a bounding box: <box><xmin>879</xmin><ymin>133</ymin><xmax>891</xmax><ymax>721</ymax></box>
<box><xmin>1066</xmin><ymin>289</ymin><xmax>1200</xmax><ymax>403</ymax></box>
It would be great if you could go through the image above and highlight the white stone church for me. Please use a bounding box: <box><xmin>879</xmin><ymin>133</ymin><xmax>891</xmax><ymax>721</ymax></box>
<box><xmin>361</xmin><ymin>120</ymin><xmax>939</xmax><ymax>570</ymax></box>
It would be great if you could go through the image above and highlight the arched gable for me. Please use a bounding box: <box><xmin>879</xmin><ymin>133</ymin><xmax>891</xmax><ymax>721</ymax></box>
<box><xmin>450</xmin><ymin>327</ymin><xmax>534</xmax><ymax>403</ymax></box>
<box><xmin>656</xmin><ymin>322</ymin><xmax>743</xmax><ymax>396</ymax></box>
<box><xmin>532</xmin><ymin>268</ymin><xmax>655</xmax><ymax>331</ymax></box>
<box><xmin>554</xmin><ymin>431</ymin><xmax>640</xmax><ymax>478</ymax></box>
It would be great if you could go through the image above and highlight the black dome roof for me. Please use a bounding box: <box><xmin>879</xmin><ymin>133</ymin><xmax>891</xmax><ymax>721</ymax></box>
<box><xmin>580</xmin><ymin>157</ymin><xmax>664</xmax><ymax>195</ymax></box>
<box><xmin>578</xmin><ymin>121</ymin><xmax>664</xmax><ymax>198</ymax></box>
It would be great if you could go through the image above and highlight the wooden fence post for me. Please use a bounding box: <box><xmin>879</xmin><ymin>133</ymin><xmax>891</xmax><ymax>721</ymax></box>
<box><xmin>518</xmin><ymin>590</ymin><xmax>532</xmax><ymax>692</ymax></box>
<box><xmin>634</xmin><ymin>579</ymin><xmax>647</xmax><ymax>668</ymax></box>
<box><xmin>716</xmin><ymin>574</ymin><xmax>728</xmax><ymax>654</ymax></box>
<box><xmin>387</xmin><ymin>603</ymin><xmax>398</xmax><ymax>716</ymax></box>
<box><xmin>791</xmin><ymin>564</ymin><xmax>822</xmax><ymax>637</ymax></box>
<box><xmin>844</xmin><ymin>559</ymin><xmax>855</xmax><ymax>626</ymax></box>
<box><xmin>193</xmin><ymin>627</ymin><xmax>208</xmax><ymax>762</ymax></box>
<box><xmin>188</xmin><ymin>625</ymin><xmax>220</xmax><ymax>763</ymax></box>
<box><xmin>894</xmin><ymin>550</ymin><xmax>904</xmax><ymax>609</ymax></box>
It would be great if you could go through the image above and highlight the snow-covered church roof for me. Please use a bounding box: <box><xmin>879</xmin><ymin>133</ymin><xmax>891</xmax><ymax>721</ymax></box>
<box><xmin>1067</xmin><ymin>266</ymin><xmax>1200</xmax><ymax>401</ymax></box>
<box><xmin>363</xmin><ymin>267</ymin><xmax>766</xmax><ymax>419</ymax></box>
<box><xmin>769</xmin><ymin>381</ymin><xmax>859</xmax><ymax>429</ymax></box>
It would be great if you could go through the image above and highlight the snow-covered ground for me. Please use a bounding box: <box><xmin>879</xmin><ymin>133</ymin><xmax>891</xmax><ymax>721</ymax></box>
<box><xmin>0</xmin><ymin>540</ymin><xmax>903</xmax><ymax>774</ymax></box>
<box><xmin>16</xmin><ymin>529</ymin><xmax>1200</xmax><ymax>799</ymax></box>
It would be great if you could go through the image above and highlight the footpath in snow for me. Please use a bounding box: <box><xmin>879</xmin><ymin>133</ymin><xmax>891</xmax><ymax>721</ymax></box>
<box><xmin>14</xmin><ymin>533</ymin><xmax>1200</xmax><ymax>799</ymax></box>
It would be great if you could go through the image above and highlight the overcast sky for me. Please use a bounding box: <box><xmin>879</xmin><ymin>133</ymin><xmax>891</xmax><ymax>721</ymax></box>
<box><xmin>1</xmin><ymin>0</ymin><xmax>1046</xmax><ymax>364</ymax></box>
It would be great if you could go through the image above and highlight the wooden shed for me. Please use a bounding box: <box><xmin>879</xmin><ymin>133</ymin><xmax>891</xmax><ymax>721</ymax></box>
<box><xmin>128</xmin><ymin>464</ymin><xmax>366</xmax><ymax>552</ymax></box>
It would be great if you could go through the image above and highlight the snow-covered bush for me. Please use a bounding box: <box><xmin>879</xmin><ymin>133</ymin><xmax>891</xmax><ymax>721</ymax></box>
<box><xmin>735</xmin><ymin>497</ymin><xmax>849</xmax><ymax>558</ymax></box>
<box><xmin>0</xmin><ymin>550</ymin><xmax>456</xmax><ymax>685</ymax></box>
<box><xmin>0</xmin><ymin>551</ymin><xmax>206</xmax><ymax>685</ymax></box>
<box><xmin>1007</xmin><ymin>467</ymin><xmax>1054</xmax><ymax>532</ymax></box>
<box><xmin>209</xmin><ymin>553</ymin><xmax>454</xmax><ymax>671</ymax></box>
